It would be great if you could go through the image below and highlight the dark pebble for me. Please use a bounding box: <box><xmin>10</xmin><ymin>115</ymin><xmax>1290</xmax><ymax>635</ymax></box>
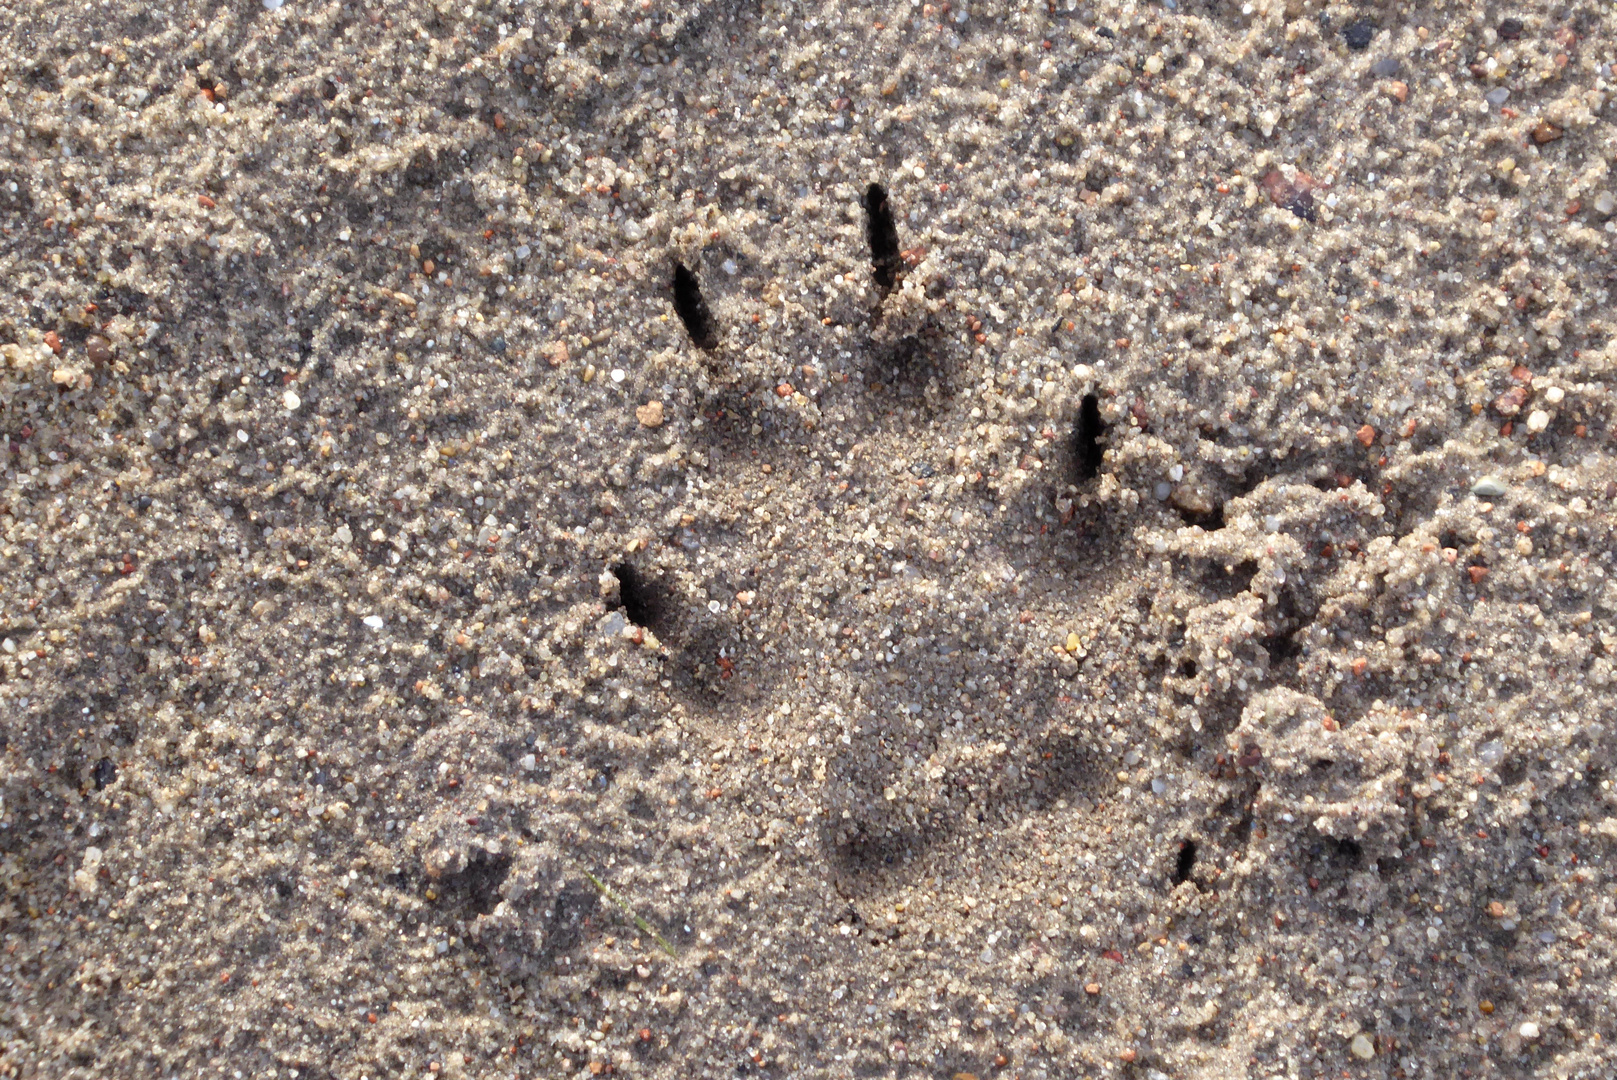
<box><xmin>1498</xmin><ymin>18</ymin><xmax>1524</xmax><ymax>40</ymax></box>
<box><xmin>1287</xmin><ymin>189</ymin><xmax>1318</xmax><ymax>223</ymax></box>
<box><xmin>93</xmin><ymin>757</ymin><xmax>118</xmax><ymax>790</ymax></box>
<box><xmin>909</xmin><ymin>461</ymin><xmax>936</xmax><ymax>478</ymax></box>
<box><xmin>1097</xmin><ymin>26</ymin><xmax>1115</xmax><ymax>39</ymax></box>
<box><xmin>1371</xmin><ymin>57</ymin><xmax>1401</xmax><ymax>78</ymax></box>
<box><xmin>489</xmin><ymin>335</ymin><xmax>507</xmax><ymax>355</ymax></box>
<box><xmin>1344</xmin><ymin>20</ymin><xmax>1376</xmax><ymax>50</ymax></box>
<box><xmin>86</xmin><ymin>336</ymin><xmax>112</xmax><ymax>365</ymax></box>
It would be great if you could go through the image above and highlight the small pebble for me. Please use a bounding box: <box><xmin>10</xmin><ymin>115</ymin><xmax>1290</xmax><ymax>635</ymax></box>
<box><xmin>610</xmin><ymin>368</ymin><xmax>626</xmax><ymax>383</ymax></box>
<box><xmin>1470</xmin><ymin>476</ymin><xmax>1509</xmax><ymax>498</ymax></box>
<box><xmin>1350</xmin><ymin>1032</ymin><xmax>1375</xmax><ymax>1060</ymax></box>
<box><xmin>86</xmin><ymin>336</ymin><xmax>112</xmax><ymax>365</ymax></box>
<box><xmin>1343</xmin><ymin>20</ymin><xmax>1376</xmax><ymax>51</ymax></box>
<box><xmin>1498</xmin><ymin>18</ymin><xmax>1524</xmax><ymax>40</ymax></box>
<box><xmin>1595</xmin><ymin>191</ymin><xmax>1617</xmax><ymax>216</ymax></box>
<box><xmin>1485</xmin><ymin>87</ymin><xmax>1511</xmax><ymax>106</ymax></box>
<box><xmin>1531</xmin><ymin>120</ymin><xmax>1564</xmax><ymax>144</ymax></box>
<box><xmin>283</xmin><ymin>389</ymin><xmax>302</xmax><ymax>411</ymax></box>
<box><xmin>636</xmin><ymin>401</ymin><xmax>665</xmax><ymax>428</ymax></box>
<box><xmin>363</xmin><ymin>615</ymin><xmax>384</xmax><ymax>630</ymax></box>
<box><xmin>1525</xmin><ymin>410</ymin><xmax>1549</xmax><ymax>433</ymax></box>
<box><xmin>1519</xmin><ymin>1021</ymin><xmax>1540</xmax><ymax>1039</ymax></box>
<box><xmin>1370</xmin><ymin>57</ymin><xmax>1401</xmax><ymax>77</ymax></box>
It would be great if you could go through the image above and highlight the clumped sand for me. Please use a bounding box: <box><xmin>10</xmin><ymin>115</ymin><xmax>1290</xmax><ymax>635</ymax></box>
<box><xmin>3</xmin><ymin>0</ymin><xmax>1617</xmax><ymax>1077</ymax></box>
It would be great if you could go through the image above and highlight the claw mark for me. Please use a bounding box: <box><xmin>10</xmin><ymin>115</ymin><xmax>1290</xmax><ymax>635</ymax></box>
<box><xmin>671</xmin><ymin>262</ymin><xmax>719</xmax><ymax>349</ymax></box>
<box><xmin>864</xmin><ymin>182</ymin><xmax>902</xmax><ymax>292</ymax></box>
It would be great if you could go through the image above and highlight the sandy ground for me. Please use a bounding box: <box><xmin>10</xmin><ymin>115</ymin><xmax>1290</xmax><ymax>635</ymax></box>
<box><xmin>3</xmin><ymin>0</ymin><xmax>1617</xmax><ymax>1077</ymax></box>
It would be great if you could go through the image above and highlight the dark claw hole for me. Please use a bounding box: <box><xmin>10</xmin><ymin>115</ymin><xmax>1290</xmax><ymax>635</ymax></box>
<box><xmin>1175</xmin><ymin>502</ymin><xmax>1226</xmax><ymax>530</ymax></box>
<box><xmin>1326</xmin><ymin>836</ymin><xmax>1363</xmax><ymax>867</ymax></box>
<box><xmin>1172</xmin><ymin>839</ymin><xmax>1198</xmax><ymax>885</ymax></box>
<box><xmin>1074</xmin><ymin>393</ymin><xmax>1106</xmax><ymax>481</ymax></box>
<box><xmin>671</xmin><ymin>262</ymin><xmax>718</xmax><ymax>350</ymax></box>
<box><xmin>864</xmin><ymin>182</ymin><xmax>902</xmax><ymax>292</ymax></box>
<box><xmin>612</xmin><ymin>562</ymin><xmax>664</xmax><ymax>630</ymax></box>
<box><xmin>441</xmin><ymin>848</ymin><xmax>513</xmax><ymax>917</ymax></box>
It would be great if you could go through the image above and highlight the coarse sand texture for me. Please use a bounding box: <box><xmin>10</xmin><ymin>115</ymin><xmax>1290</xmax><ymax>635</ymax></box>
<box><xmin>4</xmin><ymin>1</ymin><xmax>1617</xmax><ymax>1078</ymax></box>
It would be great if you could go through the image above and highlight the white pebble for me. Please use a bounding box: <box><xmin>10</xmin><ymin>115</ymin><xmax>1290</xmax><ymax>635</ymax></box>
<box><xmin>520</xmin><ymin>754</ymin><xmax>537</xmax><ymax>771</ymax></box>
<box><xmin>1543</xmin><ymin>386</ymin><xmax>1564</xmax><ymax>404</ymax></box>
<box><xmin>912</xmin><ymin>164</ymin><xmax>926</xmax><ymax>179</ymax></box>
<box><xmin>282</xmin><ymin>389</ymin><xmax>301</xmax><ymax>411</ymax></box>
<box><xmin>262</xmin><ymin>0</ymin><xmax>283</xmax><ymax>8</ymax></box>
<box><xmin>1519</xmin><ymin>1022</ymin><xmax>1540</xmax><ymax>1039</ymax></box>
<box><xmin>362</xmin><ymin>615</ymin><xmax>384</xmax><ymax>630</ymax></box>
<box><xmin>722</xmin><ymin>259</ymin><xmax>738</xmax><ymax>276</ymax></box>
<box><xmin>610</xmin><ymin>368</ymin><xmax>626</xmax><ymax>383</ymax></box>
<box><xmin>236</xmin><ymin>429</ymin><xmax>249</xmax><ymax>443</ymax></box>
<box><xmin>1526</xmin><ymin>410</ymin><xmax>1550</xmax><ymax>433</ymax></box>
<box><xmin>1349</xmin><ymin>1032</ymin><xmax>1375</xmax><ymax>1060</ymax></box>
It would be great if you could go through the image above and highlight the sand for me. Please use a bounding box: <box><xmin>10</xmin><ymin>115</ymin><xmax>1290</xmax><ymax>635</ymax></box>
<box><xmin>3</xmin><ymin>0</ymin><xmax>1617</xmax><ymax>1077</ymax></box>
